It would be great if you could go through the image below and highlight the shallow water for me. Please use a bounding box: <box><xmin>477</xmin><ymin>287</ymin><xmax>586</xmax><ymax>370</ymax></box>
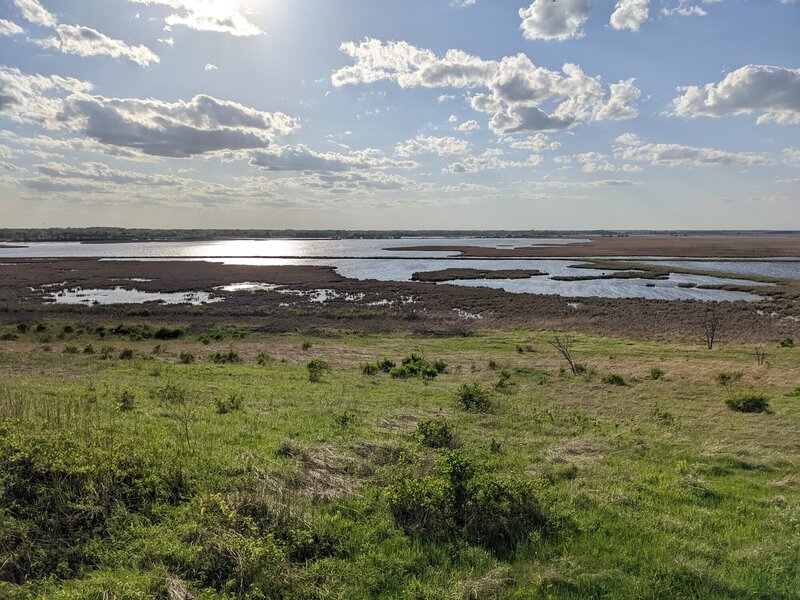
<box><xmin>647</xmin><ymin>260</ymin><xmax>800</xmax><ymax>281</ymax></box>
<box><xmin>48</xmin><ymin>287</ymin><xmax>219</xmax><ymax>306</ymax></box>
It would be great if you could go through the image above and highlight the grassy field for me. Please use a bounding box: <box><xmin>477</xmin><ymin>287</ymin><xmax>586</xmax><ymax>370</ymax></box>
<box><xmin>0</xmin><ymin>323</ymin><xmax>798</xmax><ymax>599</ymax></box>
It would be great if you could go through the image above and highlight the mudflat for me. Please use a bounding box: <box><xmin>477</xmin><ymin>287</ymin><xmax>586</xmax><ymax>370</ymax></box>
<box><xmin>393</xmin><ymin>234</ymin><xmax>800</xmax><ymax>258</ymax></box>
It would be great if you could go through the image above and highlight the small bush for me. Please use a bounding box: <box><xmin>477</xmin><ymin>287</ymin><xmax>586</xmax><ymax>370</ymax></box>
<box><xmin>377</xmin><ymin>358</ymin><xmax>396</xmax><ymax>372</ymax></box>
<box><xmin>256</xmin><ymin>352</ymin><xmax>272</xmax><ymax>366</ymax></box>
<box><xmin>417</xmin><ymin>418</ymin><xmax>455</xmax><ymax>449</ymax></box>
<box><xmin>307</xmin><ymin>358</ymin><xmax>330</xmax><ymax>383</ymax></box>
<box><xmin>118</xmin><ymin>348</ymin><xmax>135</xmax><ymax>360</ymax></box>
<box><xmin>210</xmin><ymin>349</ymin><xmax>241</xmax><ymax>364</ymax></box>
<box><xmin>494</xmin><ymin>370</ymin><xmax>515</xmax><ymax>393</ymax></box>
<box><xmin>389</xmin><ymin>354</ymin><xmax>446</xmax><ymax>380</ymax></box>
<box><xmin>16</xmin><ymin>323</ymin><xmax>29</xmax><ymax>333</ymax></box>
<box><xmin>154</xmin><ymin>326</ymin><xmax>184</xmax><ymax>340</ymax></box>
<box><xmin>216</xmin><ymin>394</ymin><xmax>243</xmax><ymax>415</ymax></box>
<box><xmin>333</xmin><ymin>410</ymin><xmax>356</xmax><ymax>429</ymax></box>
<box><xmin>488</xmin><ymin>360</ymin><xmax>499</xmax><ymax>370</ymax></box>
<box><xmin>779</xmin><ymin>337</ymin><xmax>794</xmax><ymax>348</ymax></box>
<box><xmin>715</xmin><ymin>371</ymin><xmax>743</xmax><ymax>386</ymax></box>
<box><xmin>648</xmin><ymin>367</ymin><xmax>664</xmax><ymax>380</ymax></box>
<box><xmin>62</xmin><ymin>324</ymin><xmax>74</xmax><ymax>334</ymax></box>
<box><xmin>726</xmin><ymin>394</ymin><xmax>769</xmax><ymax>413</ymax></box>
<box><xmin>179</xmin><ymin>351</ymin><xmax>195</xmax><ymax>364</ymax></box>
<box><xmin>117</xmin><ymin>388</ymin><xmax>135</xmax><ymax>411</ymax></box>
<box><xmin>361</xmin><ymin>362</ymin><xmax>379</xmax><ymax>376</ymax></box>
<box><xmin>301</xmin><ymin>341</ymin><xmax>313</xmax><ymax>350</ymax></box>
<box><xmin>82</xmin><ymin>344</ymin><xmax>95</xmax><ymax>355</ymax></box>
<box><xmin>62</xmin><ymin>346</ymin><xmax>79</xmax><ymax>354</ymax></box>
<box><xmin>602</xmin><ymin>373</ymin><xmax>626</xmax><ymax>386</ymax></box>
<box><xmin>456</xmin><ymin>383</ymin><xmax>493</xmax><ymax>413</ymax></box>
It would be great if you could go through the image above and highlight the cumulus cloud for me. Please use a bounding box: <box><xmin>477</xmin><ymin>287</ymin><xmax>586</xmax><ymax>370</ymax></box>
<box><xmin>395</xmin><ymin>135</ymin><xmax>470</xmax><ymax>157</ymax></box>
<box><xmin>609</xmin><ymin>0</ymin><xmax>649</xmax><ymax>31</ymax></box>
<box><xmin>204</xmin><ymin>63</ymin><xmax>218</xmax><ymax>71</ymax></box>
<box><xmin>661</xmin><ymin>0</ymin><xmax>708</xmax><ymax>17</ymax></box>
<box><xmin>519</xmin><ymin>0</ymin><xmax>591</xmax><ymax>41</ymax></box>
<box><xmin>444</xmin><ymin>148</ymin><xmax>539</xmax><ymax>173</ymax></box>
<box><xmin>36</xmin><ymin>24</ymin><xmax>159</xmax><ymax>67</ymax></box>
<box><xmin>333</xmin><ymin>39</ymin><xmax>640</xmax><ymax>134</ymax></box>
<box><xmin>249</xmin><ymin>145</ymin><xmax>416</xmax><ymax>172</ymax></box>
<box><xmin>614</xmin><ymin>133</ymin><xmax>773</xmax><ymax>166</ymax></box>
<box><xmin>0</xmin><ymin>67</ymin><xmax>300</xmax><ymax>158</ymax></box>
<box><xmin>13</xmin><ymin>0</ymin><xmax>159</xmax><ymax>67</ymax></box>
<box><xmin>12</xmin><ymin>0</ymin><xmax>56</xmax><ymax>27</ymax></box>
<box><xmin>0</xmin><ymin>19</ymin><xmax>25</xmax><ymax>35</ymax></box>
<box><xmin>456</xmin><ymin>120</ymin><xmax>481</xmax><ymax>131</ymax></box>
<box><xmin>506</xmin><ymin>133</ymin><xmax>561</xmax><ymax>152</ymax></box>
<box><xmin>127</xmin><ymin>0</ymin><xmax>262</xmax><ymax>36</ymax></box>
<box><xmin>671</xmin><ymin>64</ymin><xmax>800</xmax><ymax>125</ymax></box>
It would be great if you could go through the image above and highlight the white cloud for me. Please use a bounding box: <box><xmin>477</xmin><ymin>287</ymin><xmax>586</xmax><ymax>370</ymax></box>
<box><xmin>127</xmin><ymin>0</ymin><xmax>262</xmax><ymax>36</ymax></box>
<box><xmin>457</xmin><ymin>120</ymin><xmax>481</xmax><ymax>132</ymax></box>
<box><xmin>609</xmin><ymin>0</ymin><xmax>649</xmax><ymax>31</ymax></box>
<box><xmin>614</xmin><ymin>133</ymin><xmax>773</xmax><ymax>166</ymax></box>
<box><xmin>661</xmin><ymin>0</ymin><xmax>707</xmax><ymax>17</ymax></box>
<box><xmin>444</xmin><ymin>148</ymin><xmax>537</xmax><ymax>173</ymax></box>
<box><xmin>783</xmin><ymin>148</ymin><xmax>800</xmax><ymax>165</ymax></box>
<box><xmin>204</xmin><ymin>63</ymin><xmax>218</xmax><ymax>71</ymax></box>
<box><xmin>249</xmin><ymin>145</ymin><xmax>416</xmax><ymax>172</ymax></box>
<box><xmin>671</xmin><ymin>64</ymin><xmax>800</xmax><ymax>125</ymax></box>
<box><xmin>12</xmin><ymin>0</ymin><xmax>56</xmax><ymax>27</ymax></box>
<box><xmin>0</xmin><ymin>19</ymin><xmax>25</xmax><ymax>35</ymax></box>
<box><xmin>13</xmin><ymin>0</ymin><xmax>159</xmax><ymax>68</ymax></box>
<box><xmin>507</xmin><ymin>133</ymin><xmax>561</xmax><ymax>152</ymax></box>
<box><xmin>395</xmin><ymin>135</ymin><xmax>470</xmax><ymax>157</ymax></box>
<box><xmin>333</xmin><ymin>40</ymin><xmax>640</xmax><ymax>134</ymax></box>
<box><xmin>158</xmin><ymin>37</ymin><xmax>174</xmax><ymax>45</ymax></box>
<box><xmin>519</xmin><ymin>0</ymin><xmax>591</xmax><ymax>41</ymax></box>
<box><xmin>0</xmin><ymin>66</ymin><xmax>300</xmax><ymax>158</ymax></box>
<box><xmin>36</xmin><ymin>24</ymin><xmax>159</xmax><ymax>68</ymax></box>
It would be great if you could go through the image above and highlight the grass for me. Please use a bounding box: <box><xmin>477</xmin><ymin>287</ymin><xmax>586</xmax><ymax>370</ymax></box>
<box><xmin>0</xmin><ymin>325</ymin><xmax>798</xmax><ymax>598</ymax></box>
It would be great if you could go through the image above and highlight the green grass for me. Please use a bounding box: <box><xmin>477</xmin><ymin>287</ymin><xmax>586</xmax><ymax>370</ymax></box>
<box><xmin>0</xmin><ymin>326</ymin><xmax>798</xmax><ymax>598</ymax></box>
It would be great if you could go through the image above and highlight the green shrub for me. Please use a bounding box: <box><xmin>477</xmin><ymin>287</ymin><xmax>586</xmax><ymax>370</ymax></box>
<box><xmin>179</xmin><ymin>351</ymin><xmax>195</xmax><ymax>364</ymax></box>
<box><xmin>62</xmin><ymin>324</ymin><xmax>74</xmax><ymax>334</ymax></box>
<box><xmin>118</xmin><ymin>348</ymin><xmax>135</xmax><ymax>360</ymax></box>
<box><xmin>494</xmin><ymin>370</ymin><xmax>514</xmax><ymax>393</ymax></box>
<box><xmin>82</xmin><ymin>344</ymin><xmax>95</xmax><ymax>355</ymax></box>
<box><xmin>417</xmin><ymin>418</ymin><xmax>455</xmax><ymax>449</ymax></box>
<box><xmin>154</xmin><ymin>326</ymin><xmax>184</xmax><ymax>340</ymax></box>
<box><xmin>779</xmin><ymin>337</ymin><xmax>794</xmax><ymax>348</ymax></box>
<box><xmin>715</xmin><ymin>371</ymin><xmax>743</xmax><ymax>385</ymax></box>
<box><xmin>389</xmin><ymin>354</ymin><xmax>446</xmax><ymax>380</ymax></box>
<box><xmin>456</xmin><ymin>383</ymin><xmax>493</xmax><ymax>413</ymax></box>
<box><xmin>256</xmin><ymin>352</ymin><xmax>272</xmax><ymax>366</ymax></box>
<box><xmin>361</xmin><ymin>362</ymin><xmax>379</xmax><ymax>376</ymax></box>
<box><xmin>377</xmin><ymin>358</ymin><xmax>396</xmax><ymax>372</ymax></box>
<box><xmin>301</xmin><ymin>341</ymin><xmax>313</xmax><ymax>350</ymax></box>
<box><xmin>385</xmin><ymin>451</ymin><xmax>551</xmax><ymax>555</ymax></box>
<box><xmin>726</xmin><ymin>394</ymin><xmax>769</xmax><ymax>413</ymax></box>
<box><xmin>99</xmin><ymin>346</ymin><xmax>115</xmax><ymax>360</ymax></box>
<box><xmin>333</xmin><ymin>410</ymin><xmax>356</xmax><ymax>429</ymax></box>
<box><xmin>216</xmin><ymin>394</ymin><xmax>243</xmax><ymax>415</ymax></box>
<box><xmin>648</xmin><ymin>367</ymin><xmax>665</xmax><ymax>380</ymax></box>
<box><xmin>62</xmin><ymin>346</ymin><xmax>79</xmax><ymax>354</ymax></box>
<box><xmin>210</xmin><ymin>349</ymin><xmax>241</xmax><ymax>364</ymax></box>
<box><xmin>16</xmin><ymin>323</ymin><xmax>29</xmax><ymax>333</ymax></box>
<box><xmin>602</xmin><ymin>373</ymin><xmax>626</xmax><ymax>386</ymax></box>
<box><xmin>117</xmin><ymin>388</ymin><xmax>135</xmax><ymax>411</ymax></box>
<box><xmin>307</xmin><ymin>358</ymin><xmax>330</xmax><ymax>383</ymax></box>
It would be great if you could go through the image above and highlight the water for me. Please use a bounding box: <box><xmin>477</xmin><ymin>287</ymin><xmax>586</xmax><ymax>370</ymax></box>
<box><xmin>48</xmin><ymin>287</ymin><xmax>219</xmax><ymax>306</ymax></box>
<box><xmin>2</xmin><ymin>239</ymin><xmax>783</xmax><ymax>303</ymax></box>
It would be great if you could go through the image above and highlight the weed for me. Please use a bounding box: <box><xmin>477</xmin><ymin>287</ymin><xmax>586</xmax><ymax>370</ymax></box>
<box><xmin>256</xmin><ymin>352</ymin><xmax>272</xmax><ymax>366</ymax></box>
<box><xmin>117</xmin><ymin>388</ymin><xmax>135</xmax><ymax>412</ymax></box>
<box><xmin>179</xmin><ymin>351</ymin><xmax>196</xmax><ymax>364</ymax></box>
<box><xmin>726</xmin><ymin>394</ymin><xmax>770</xmax><ymax>413</ymax></box>
<box><xmin>302</xmin><ymin>341</ymin><xmax>313</xmax><ymax>350</ymax></box>
<box><xmin>118</xmin><ymin>348</ymin><xmax>135</xmax><ymax>360</ymax></box>
<box><xmin>417</xmin><ymin>418</ymin><xmax>456</xmax><ymax>449</ymax></box>
<box><xmin>216</xmin><ymin>394</ymin><xmax>243</xmax><ymax>415</ymax></box>
<box><xmin>456</xmin><ymin>383</ymin><xmax>493</xmax><ymax>413</ymax></box>
<box><xmin>601</xmin><ymin>373</ymin><xmax>626</xmax><ymax>386</ymax></box>
<box><xmin>648</xmin><ymin>367</ymin><xmax>665</xmax><ymax>380</ymax></box>
<box><xmin>307</xmin><ymin>358</ymin><xmax>330</xmax><ymax>383</ymax></box>
<box><xmin>62</xmin><ymin>346</ymin><xmax>79</xmax><ymax>354</ymax></box>
<box><xmin>715</xmin><ymin>371</ymin><xmax>743</xmax><ymax>386</ymax></box>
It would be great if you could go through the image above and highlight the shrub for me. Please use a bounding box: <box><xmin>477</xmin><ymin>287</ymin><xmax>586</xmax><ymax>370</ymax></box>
<box><xmin>389</xmin><ymin>354</ymin><xmax>446</xmax><ymax>380</ymax></box>
<box><xmin>361</xmin><ymin>362</ymin><xmax>379</xmax><ymax>376</ymax></box>
<box><xmin>256</xmin><ymin>352</ymin><xmax>272</xmax><ymax>366</ymax></box>
<box><xmin>726</xmin><ymin>394</ymin><xmax>769</xmax><ymax>413</ymax></box>
<box><xmin>117</xmin><ymin>388</ymin><xmax>135</xmax><ymax>411</ymax></box>
<box><xmin>456</xmin><ymin>383</ymin><xmax>493</xmax><ymax>413</ymax></box>
<box><xmin>602</xmin><ymin>373</ymin><xmax>626</xmax><ymax>386</ymax></box>
<box><xmin>82</xmin><ymin>344</ymin><xmax>95</xmax><ymax>355</ymax></box>
<box><xmin>216</xmin><ymin>394</ymin><xmax>243</xmax><ymax>415</ymax></box>
<box><xmin>488</xmin><ymin>360</ymin><xmax>499</xmax><ymax>370</ymax></box>
<box><xmin>154</xmin><ymin>326</ymin><xmax>184</xmax><ymax>340</ymax></box>
<box><xmin>494</xmin><ymin>370</ymin><xmax>514</xmax><ymax>393</ymax></box>
<box><xmin>62</xmin><ymin>324</ymin><xmax>74</xmax><ymax>334</ymax></box>
<box><xmin>62</xmin><ymin>346</ymin><xmax>79</xmax><ymax>354</ymax></box>
<box><xmin>98</xmin><ymin>346</ymin><xmax>115</xmax><ymax>360</ymax></box>
<box><xmin>16</xmin><ymin>323</ymin><xmax>29</xmax><ymax>333</ymax></box>
<box><xmin>179</xmin><ymin>351</ymin><xmax>195</xmax><ymax>364</ymax></box>
<box><xmin>301</xmin><ymin>341</ymin><xmax>313</xmax><ymax>350</ymax></box>
<box><xmin>779</xmin><ymin>337</ymin><xmax>795</xmax><ymax>348</ymax></box>
<box><xmin>333</xmin><ymin>410</ymin><xmax>356</xmax><ymax>429</ymax></box>
<box><xmin>210</xmin><ymin>349</ymin><xmax>241</xmax><ymax>364</ymax></box>
<box><xmin>715</xmin><ymin>371</ymin><xmax>743</xmax><ymax>386</ymax></box>
<box><xmin>307</xmin><ymin>358</ymin><xmax>330</xmax><ymax>383</ymax></box>
<box><xmin>385</xmin><ymin>451</ymin><xmax>551</xmax><ymax>555</ymax></box>
<box><xmin>377</xmin><ymin>358</ymin><xmax>396</xmax><ymax>372</ymax></box>
<box><xmin>118</xmin><ymin>348</ymin><xmax>135</xmax><ymax>360</ymax></box>
<box><xmin>417</xmin><ymin>418</ymin><xmax>455</xmax><ymax>449</ymax></box>
<box><xmin>648</xmin><ymin>367</ymin><xmax>665</xmax><ymax>380</ymax></box>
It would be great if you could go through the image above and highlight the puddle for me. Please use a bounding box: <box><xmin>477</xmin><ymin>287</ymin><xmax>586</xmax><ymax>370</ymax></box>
<box><xmin>47</xmin><ymin>287</ymin><xmax>220</xmax><ymax>305</ymax></box>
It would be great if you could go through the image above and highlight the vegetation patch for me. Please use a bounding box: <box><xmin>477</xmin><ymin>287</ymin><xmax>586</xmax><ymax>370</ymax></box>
<box><xmin>725</xmin><ymin>394</ymin><xmax>770</xmax><ymax>413</ymax></box>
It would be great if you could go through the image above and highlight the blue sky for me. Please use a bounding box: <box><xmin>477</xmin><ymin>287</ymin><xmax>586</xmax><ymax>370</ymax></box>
<box><xmin>0</xmin><ymin>0</ymin><xmax>798</xmax><ymax>229</ymax></box>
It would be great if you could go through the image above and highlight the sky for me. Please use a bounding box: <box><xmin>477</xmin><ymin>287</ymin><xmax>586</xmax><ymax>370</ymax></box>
<box><xmin>0</xmin><ymin>0</ymin><xmax>798</xmax><ymax>230</ymax></box>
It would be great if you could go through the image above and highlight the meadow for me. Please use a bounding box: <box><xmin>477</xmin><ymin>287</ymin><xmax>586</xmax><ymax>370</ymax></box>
<box><xmin>0</xmin><ymin>321</ymin><xmax>798</xmax><ymax>599</ymax></box>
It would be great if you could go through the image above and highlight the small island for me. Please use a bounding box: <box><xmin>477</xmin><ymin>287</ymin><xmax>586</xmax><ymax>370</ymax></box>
<box><xmin>411</xmin><ymin>268</ymin><xmax>547</xmax><ymax>282</ymax></box>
